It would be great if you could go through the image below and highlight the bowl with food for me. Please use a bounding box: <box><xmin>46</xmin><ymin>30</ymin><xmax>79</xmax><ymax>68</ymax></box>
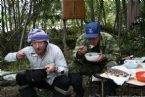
<box><xmin>124</xmin><ymin>60</ymin><xmax>140</xmax><ymax>69</ymax></box>
<box><xmin>85</xmin><ymin>52</ymin><xmax>100</xmax><ymax>62</ymax></box>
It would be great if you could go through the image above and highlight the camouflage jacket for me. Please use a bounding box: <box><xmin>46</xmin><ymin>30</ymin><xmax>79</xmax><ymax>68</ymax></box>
<box><xmin>69</xmin><ymin>32</ymin><xmax>120</xmax><ymax>74</ymax></box>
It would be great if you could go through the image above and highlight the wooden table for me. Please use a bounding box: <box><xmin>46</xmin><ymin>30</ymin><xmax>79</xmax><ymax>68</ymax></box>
<box><xmin>94</xmin><ymin>71</ymin><xmax>145</xmax><ymax>97</ymax></box>
<box><xmin>100</xmin><ymin>73</ymin><xmax>145</xmax><ymax>86</ymax></box>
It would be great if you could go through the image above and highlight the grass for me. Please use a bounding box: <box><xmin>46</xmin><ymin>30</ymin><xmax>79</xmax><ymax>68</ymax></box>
<box><xmin>1</xmin><ymin>60</ymin><xmax>30</xmax><ymax>72</ymax></box>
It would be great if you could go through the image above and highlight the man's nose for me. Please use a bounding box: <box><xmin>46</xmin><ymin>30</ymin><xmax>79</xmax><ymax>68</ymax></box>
<box><xmin>35</xmin><ymin>43</ymin><xmax>40</xmax><ymax>48</ymax></box>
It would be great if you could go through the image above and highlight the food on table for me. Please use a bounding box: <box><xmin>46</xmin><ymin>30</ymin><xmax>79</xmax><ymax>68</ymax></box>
<box><xmin>106</xmin><ymin>68</ymin><xmax>130</xmax><ymax>77</ymax></box>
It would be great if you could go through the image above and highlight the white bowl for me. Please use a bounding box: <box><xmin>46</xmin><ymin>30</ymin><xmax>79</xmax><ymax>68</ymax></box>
<box><xmin>85</xmin><ymin>52</ymin><xmax>100</xmax><ymax>62</ymax></box>
<box><xmin>124</xmin><ymin>60</ymin><xmax>140</xmax><ymax>69</ymax></box>
<box><xmin>140</xmin><ymin>63</ymin><xmax>145</xmax><ymax>69</ymax></box>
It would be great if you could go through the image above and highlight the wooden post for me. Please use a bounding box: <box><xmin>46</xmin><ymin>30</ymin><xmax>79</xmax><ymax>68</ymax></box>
<box><xmin>61</xmin><ymin>0</ymin><xmax>85</xmax><ymax>63</ymax></box>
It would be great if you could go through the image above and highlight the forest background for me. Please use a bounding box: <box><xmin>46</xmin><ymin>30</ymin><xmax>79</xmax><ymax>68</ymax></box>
<box><xmin>0</xmin><ymin>0</ymin><xmax>145</xmax><ymax>71</ymax></box>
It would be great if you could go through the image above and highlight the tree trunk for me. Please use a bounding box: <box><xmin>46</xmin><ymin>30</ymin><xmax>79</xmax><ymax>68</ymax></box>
<box><xmin>7</xmin><ymin>0</ymin><xmax>12</xmax><ymax>31</ymax></box>
<box><xmin>20</xmin><ymin>0</ymin><xmax>27</xmax><ymax>25</ymax></box>
<box><xmin>114</xmin><ymin>0</ymin><xmax>121</xmax><ymax>45</ymax></box>
<box><xmin>11</xmin><ymin>0</ymin><xmax>17</xmax><ymax>31</ymax></box>
<box><xmin>16</xmin><ymin>0</ymin><xmax>21</xmax><ymax>27</ymax></box>
<box><xmin>90</xmin><ymin>0</ymin><xmax>95</xmax><ymax>22</ymax></box>
<box><xmin>62</xmin><ymin>20</ymin><xmax>72</xmax><ymax>64</ymax></box>
<box><xmin>1</xmin><ymin>0</ymin><xmax>5</xmax><ymax>33</ymax></box>
<box><xmin>102</xmin><ymin>0</ymin><xmax>106</xmax><ymax>25</ymax></box>
<box><xmin>3</xmin><ymin>0</ymin><xmax>8</xmax><ymax>32</ymax></box>
<box><xmin>122</xmin><ymin>0</ymin><xmax>127</xmax><ymax>29</ymax></box>
<box><xmin>19</xmin><ymin>0</ymin><xmax>33</xmax><ymax>49</ymax></box>
<box><xmin>127</xmin><ymin>0</ymin><xmax>139</xmax><ymax>29</ymax></box>
<box><xmin>98</xmin><ymin>0</ymin><xmax>106</xmax><ymax>25</ymax></box>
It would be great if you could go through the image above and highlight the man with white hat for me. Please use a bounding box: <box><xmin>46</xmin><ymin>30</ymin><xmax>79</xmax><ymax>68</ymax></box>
<box><xmin>5</xmin><ymin>28</ymin><xmax>70</xmax><ymax>97</ymax></box>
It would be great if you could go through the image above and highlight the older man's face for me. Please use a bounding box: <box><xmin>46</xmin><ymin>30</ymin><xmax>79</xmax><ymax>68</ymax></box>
<box><xmin>86</xmin><ymin>37</ymin><xmax>100</xmax><ymax>46</ymax></box>
<box><xmin>31</xmin><ymin>41</ymin><xmax>47</xmax><ymax>56</ymax></box>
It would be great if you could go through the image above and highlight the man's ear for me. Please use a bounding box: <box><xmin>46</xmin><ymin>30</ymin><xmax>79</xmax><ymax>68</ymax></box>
<box><xmin>45</xmin><ymin>41</ymin><xmax>48</xmax><ymax>45</ymax></box>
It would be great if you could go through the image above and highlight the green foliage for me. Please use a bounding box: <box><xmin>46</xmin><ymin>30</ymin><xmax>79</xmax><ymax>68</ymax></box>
<box><xmin>48</xmin><ymin>28</ymin><xmax>78</xmax><ymax>50</ymax></box>
<box><xmin>104</xmin><ymin>0</ymin><xmax>116</xmax><ymax>27</ymax></box>
<box><xmin>118</xmin><ymin>0</ymin><xmax>145</xmax><ymax>57</ymax></box>
<box><xmin>120</xmin><ymin>24</ymin><xmax>145</xmax><ymax>57</ymax></box>
<box><xmin>2</xmin><ymin>59</ymin><xmax>30</xmax><ymax>72</ymax></box>
<box><xmin>1</xmin><ymin>0</ymin><xmax>145</xmax><ymax>72</ymax></box>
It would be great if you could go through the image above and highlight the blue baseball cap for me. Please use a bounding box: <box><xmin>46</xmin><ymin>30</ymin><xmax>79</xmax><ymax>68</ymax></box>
<box><xmin>84</xmin><ymin>22</ymin><xmax>100</xmax><ymax>38</ymax></box>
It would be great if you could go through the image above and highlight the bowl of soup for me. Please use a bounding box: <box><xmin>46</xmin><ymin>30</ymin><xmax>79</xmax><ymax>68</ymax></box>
<box><xmin>85</xmin><ymin>52</ymin><xmax>100</xmax><ymax>62</ymax></box>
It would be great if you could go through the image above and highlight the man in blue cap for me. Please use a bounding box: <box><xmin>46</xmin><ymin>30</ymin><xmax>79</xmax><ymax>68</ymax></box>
<box><xmin>5</xmin><ymin>28</ymin><xmax>70</xmax><ymax>97</ymax></box>
<box><xmin>69</xmin><ymin>22</ymin><xmax>120</xmax><ymax>97</ymax></box>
